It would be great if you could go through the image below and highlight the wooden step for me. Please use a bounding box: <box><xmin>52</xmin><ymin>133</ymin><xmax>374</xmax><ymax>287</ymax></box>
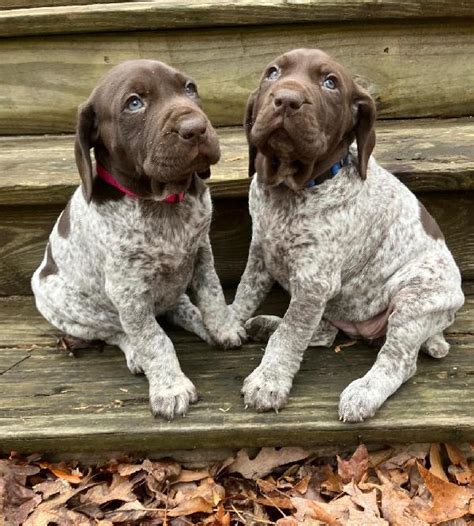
<box><xmin>3</xmin><ymin>0</ymin><xmax>474</xmax><ymax>37</ymax></box>
<box><xmin>0</xmin><ymin>292</ymin><xmax>473</xmax><ymax>455</ymax></box>
<box><xmin>1</xmin><ymin>119</ymin><xmax>473</xmax><ymax>206</ymax></box>
<box><xmin>1</xmin><ymin>120</ymin><xmax>473</xmax><ymax>295</ymax></box>
<box><xmin>0</xmin><ymin>19</ymin><xmax>473</xmax><ymax>133</ymax></box>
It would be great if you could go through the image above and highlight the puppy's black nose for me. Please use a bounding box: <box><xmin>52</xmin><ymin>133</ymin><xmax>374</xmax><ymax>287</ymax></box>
<box><xmin>273</xmin><ymin>89</ymin><xmax>304</xmax><ymax>116</ymax></box>
<box><xmin>177</xmin><ymin>115</ymin><xmax>207</xmax><ymax>141</ymax></box>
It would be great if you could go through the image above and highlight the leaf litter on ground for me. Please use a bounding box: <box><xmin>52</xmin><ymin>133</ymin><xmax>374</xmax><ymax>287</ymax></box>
<box><xmin>0</xmin><ymin>443</ymin><xmax>472</xmax><ymax>525</ymax></box>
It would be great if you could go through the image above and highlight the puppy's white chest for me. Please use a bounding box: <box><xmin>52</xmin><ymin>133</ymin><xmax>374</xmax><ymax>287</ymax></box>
<box><xmin>256</xmin><ymin>212</ymin><xmax>295</xmax><ymax>287</ymax></box>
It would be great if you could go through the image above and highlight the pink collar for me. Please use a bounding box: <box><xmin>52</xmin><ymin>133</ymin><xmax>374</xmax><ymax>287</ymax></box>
<box><xmin>96</xmin><ymin>164</ymin><xmax>185</xmax><ymax>204</ymax></box>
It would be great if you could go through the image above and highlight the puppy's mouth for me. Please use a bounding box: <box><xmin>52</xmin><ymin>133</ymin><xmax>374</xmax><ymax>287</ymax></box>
<box><xmin>149</xmin><ymin>177</ymin><xmax>191</xmax><ymax>201</ymax></box>
<box><xmin>258</xmin><ymin>154</ymin><xmax>313</xmax><ymax>190</ymax></box>
<box><xmin>143</xmin><ymin>151</ymin><xmax>217</xmax><ymax>200</ymax></box>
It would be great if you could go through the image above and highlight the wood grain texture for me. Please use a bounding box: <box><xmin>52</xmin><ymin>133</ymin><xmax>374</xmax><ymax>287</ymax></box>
<box><xmin>0</xmin><ymin>192</ymin><xmax>472</xmax><ymax>296</ymax></box>
<box><xmin>0</xmin><ymin>20</ymin><xmax>473</xmax><ymax>133</ymax></box>
<box><xmin>2</xmin><ymin>289</ymin><xmax>473</xmax><ymax>350</ymax></box>
<box><xmin>1</xmin><ymin>119</ymin><xmax>473</xmax><ymax>206</ymax></box>
<box><xmin>0</xmin><ymin>198</ymin><xmax>251</xmax><ymax>295</ymax></box>
<box><xmin>0</xmin><ymin>294</ymin><xmax>472</xmax><ymax>453</ymax></box>
<box><xmin>3</xmin><ymin>0</ymin><xmax>474</xmax><ymax>37</ymax></box>
<box><xmin>0</xmin><ymin>0</ymin><xmax>124</xmax><ymax>8</ymax></box>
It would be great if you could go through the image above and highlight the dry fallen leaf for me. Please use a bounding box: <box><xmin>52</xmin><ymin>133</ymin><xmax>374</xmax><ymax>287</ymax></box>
<box><xmin>380</xmin><ymin>444</ymin><xmax>430</xmax><ymax>471</ymax></box>
<box><xmin>337</xmin><ymin>444</ymin><xmax>369</xmax><ymax>484</ymax></box>
<box><xmin>49</xmin><ymin>466</ymin><xmax>83</xmax><ymax>484</ymax></box>
<box><xmin>368</xmin><ymin>447</ymin><xmax>395</xmax><ymax>468</ymax></box>
<box><xmin>321</xmin><ymin>464</ymin><xmax>344</xmax><ymax>495</ymax></box>
<box><xmin>23</xmin><ymin>479</ymin><xmax>98</xmax><ymax>526</ymax></box>
<box><xmin>291</xmin><ymin>496</ymin><xmax>342</xmax><ymax>525</ymax></box>
<box><xmin>25</xmin><ymin>507</ymin><xmax>94</xmax><ymax>526</ymax></box>
<box><xmin>376</xmin><ymin>469</ymin><xmax>429</xmax><ymax>526</ymax></box>
<box><xmin>228</xmin><ymin>447</ymin><xmax>310</xmax><ymax>479</ymax></box>
<box><xmin>333</xmin><ymin>340</ymin><xmax>357</xmax><ymax>353</ymax></box>
<box><xmin>1</xmin><ymin>442</ymin><xmax>472</xmax><ymax>526</ymax></box>
<box><xmin>174</xmin><ymin>468</ymin><xmax>210</xmax><ymax>483</ymax></box>
<box><xmin>169</xmin><ymin>477</ymin><xmax>225</xmax><ymax>517</ymax></box>
<box><xmin>429</xmin><ymin>443</ymin><xmax>449</xmax><ymax>482</ymax></box>
<box><xmin>80</xmin><ymin>473</ymin><xmax>138</xmax><ymax>505</ymax></box>
<box><xmin>445</xmin><ymin>443</ymin><xmax>472</xmax><ymax>485</ymax></box>
<box><xmin>416</xmin><ymin>462</ymin><xmax>474</xmax><ymax>523</ymax></box>
<box><xmin>168</xmin><ymin>495</ymin><xmax>214</xmax><ymax>517</ymax></box>
<box><xmin>343</xmin><ymin>480</ymin><xmax>380</xmax><ymax>517</ymax></box>
<box><xmin>103</xmin><ymin>500</ymin><xmax>153</xmax><ymax>522</ymax></box>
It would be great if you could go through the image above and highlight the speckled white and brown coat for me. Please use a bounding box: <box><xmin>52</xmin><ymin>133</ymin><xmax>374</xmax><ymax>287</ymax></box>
<box><xmin>231</xmin><ymin>49</ymin><xmax>464</xmax><ymax>421</ymax></box>
<box><xmin>32</xmin><ymin>60</ymin><xmax>245</xmax><ymax>420</ymax></box>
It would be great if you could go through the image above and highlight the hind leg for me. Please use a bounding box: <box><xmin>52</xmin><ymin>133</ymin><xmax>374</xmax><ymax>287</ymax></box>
<box><xmin>33</xmin><ymin>271</ymin><xmax>121</xmax><ymax>343</ymax></box>
<box><xmin>165</xmin><ymin>294</ymin><xmax>214</xmax><ymax>345</ymax></box>
<box><xmin>245</xmin><ymin>315</ymin><xmax>281</xmax><ymax>342</ymax></box>
<box><xmin>339</xmin><ymin>306</ymin><xmax>457</xmax><ymax>423</ymax></box>
<box><xmin>245</xmin><ymin>315</ymin><xmax>338</xmax><ymax>347</ymax></box>
<box><xmin>421</xmin><ymin>332</ymin><xmax>450</xmax><ymax>358</ymax></box>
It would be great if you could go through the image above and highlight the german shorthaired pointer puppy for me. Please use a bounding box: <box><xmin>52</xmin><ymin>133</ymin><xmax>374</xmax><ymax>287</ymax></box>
<box><xmin>32</xmin><ymin>59</ymin><xmax>245</xmax><ymax>419</ymax></box>
<box><xmin>231</xmin><ymin>49</ymin><xmax>464</xmax><ymax>422</ymax></box>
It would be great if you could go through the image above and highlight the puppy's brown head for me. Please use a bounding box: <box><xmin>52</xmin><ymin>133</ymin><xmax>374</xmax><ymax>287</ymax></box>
<box><xmin>245</xmin><ymin>49</ymin><xmax>376</xmax><ymax>189</ymax></box>
<box><xmin>75</xmin><ymin>59</ymin><xmax>220</xmax><ymax>203</ymax></box>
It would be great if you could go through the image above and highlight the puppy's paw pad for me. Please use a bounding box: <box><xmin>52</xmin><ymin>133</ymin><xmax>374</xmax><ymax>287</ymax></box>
<box><xmin>338</xmin><ymin>378</ymin><xmax>380</xmax><ymax>423</ymax></box>
<box><xmin>242</xmin><ymin>366</ymin><xmax>291</xmax><ymax>412</ymax></box>
<box><xmin>149</xmin><ymin>376</ymin><xmax>198</xmax><ymax>420</ymax></box>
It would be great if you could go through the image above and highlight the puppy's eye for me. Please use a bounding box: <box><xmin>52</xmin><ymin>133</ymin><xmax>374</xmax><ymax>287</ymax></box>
<box><xmin>126</xmin><ymin>95</ymin><xmax>144</xmax><ymax>111</ymax></box>
<box><xmin>323</xmin><ymin>76</ymin><xmax>337</xmax><ymax>90</ymax></box>
<box><xmin>185</xmin><ymin>81</ymin><xmax>198</xmax><ymax>97</ymax></box>
<box><xmin>266</xmin><ymin>66</ymin><xmax>281</xmax><ymax>81</ymax></box>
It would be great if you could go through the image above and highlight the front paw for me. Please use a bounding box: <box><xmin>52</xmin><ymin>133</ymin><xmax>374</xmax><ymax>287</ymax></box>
<box><xmin>242</xmin><ymin>365</ymin><xmax>292</xmax><ymax>412</ymax></box>
<box><xmin>338</xmin><ymin>376</ymin><xmax>384</xmax><ymax>423</ymax></box>
<box><xmin>211</xmin><ymin>318</ymin><xmax>247</xmax><ymax>349</ymax></box>
<box><xmin>149</xmin><ymin>374</ymin><xmax>198</xmax><ymax>420</ymax></box>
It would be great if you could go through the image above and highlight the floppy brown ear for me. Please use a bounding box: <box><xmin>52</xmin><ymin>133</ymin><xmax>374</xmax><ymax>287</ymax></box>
<box><xmin>353</xmin><ymin>86</ymin><xmax>376</xmax><ymax>179</ymax></box>
<box><xmin>74</xmin><ymin>100</ymin><xmax>97</xmax><ymax>203</ymax></box>
<box><xmin>244</xmin><ymin>89</ymin><xmax>259</xmax><ymax>177</ymax></box>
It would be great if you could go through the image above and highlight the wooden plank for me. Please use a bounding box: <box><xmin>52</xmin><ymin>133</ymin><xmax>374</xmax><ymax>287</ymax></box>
<box><xmin>1</xmin><ymin>119</ymin><xmax>473</xmax><ymax>207</ymax></box>
<box><xmin>0</xmin><ymin>20</ymin><xmax>473</xmax><ymax>134</ymax></box>
<box><xmin>418</xmin><ymin>193</ymin><xmax>474</xmax><ymax>282</ymax></box>
<box><xmin>0</xmin><ymin>198</ymin><xmax>251</xmax><ymax>295</ymax></box>
<box><xmin>0</xmin><ymin>191</ymin><xmax>472</xmax><ymax>295</ymax></box>
<box><xmin>0</xmin><ymin>295</ymin><xmax>472</xmax><ymax>452</ymax></box>
<box><xmin>1</xmin><ymin>292</ymin><xmax>472</xmax><ymax>350</ymax></box>
<box><xmin>3</xmin><ymin>1</ymin><xmax>474</xmax><ymax>37</ymax></box>
<box><xmin>0</xmin><ymin>0</ymin><xmax>123</xmax><ymax>9</ymax></box>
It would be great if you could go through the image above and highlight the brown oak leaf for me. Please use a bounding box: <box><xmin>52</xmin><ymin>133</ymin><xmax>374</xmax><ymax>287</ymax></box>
<box><xmin>337</xmin><ymin>444</ymin><xmax>369</xmax><ymax>484</ymax></box>
<box><xmin>228</xmin><ymin>447</ymin><xmax>310</xmax><ymax>479</ymax></box>
<box><xmin>416</xmin><ymin>462</ymin><xmax>474</xmax><ymax>523</ymax></box>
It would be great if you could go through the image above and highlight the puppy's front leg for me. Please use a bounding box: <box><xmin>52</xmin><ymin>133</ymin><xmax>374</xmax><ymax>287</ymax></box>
<box><xmin>191</xmin><ymin>236</ymin><xmax>246</xmax><ymax>348</ymax></box>
<box><xmin>230</xmin><ymin>239</ymin><xmax>274</xmax><ymax>323</ymax></box>
<box><xmin>243</xmin><ymin>270</ymin><xmax>337</xmax><ymax>412</ymax></box>
<box><xmin>106</xmin><ymin>283</ymin><xmax>197</xmax><ymax>419</ymax></box>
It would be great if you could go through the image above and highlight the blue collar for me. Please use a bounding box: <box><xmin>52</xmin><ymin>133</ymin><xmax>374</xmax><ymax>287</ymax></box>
<box><xmin>306</xmin><ymin>154</ymin><xmax>350</xmax><ymax>188</ymax></box>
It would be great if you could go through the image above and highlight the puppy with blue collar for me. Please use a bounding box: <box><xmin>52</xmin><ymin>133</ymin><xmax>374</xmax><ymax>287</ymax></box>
<box><xmin>231</xmin><ymin>49</ymin><xmax>463</xmax><ymax>422</ymax></box>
